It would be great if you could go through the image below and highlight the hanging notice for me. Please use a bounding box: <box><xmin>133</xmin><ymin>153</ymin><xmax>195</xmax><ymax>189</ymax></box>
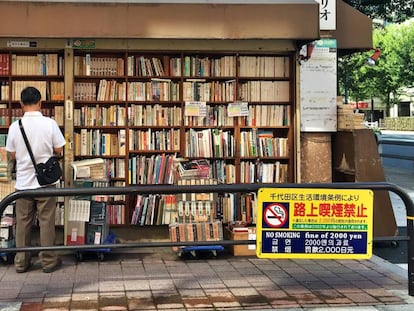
<box><xmin>227</xmin><ymin>102</ymin><xmax>249</xmax><ymax>117</ymax></box>
<box><xmin>184</xmin><ymin>101</ymin><xmax>207</xmax><ymax>117</ymax></box>
<box><xmin>300</xmin><ymin>39</ymin><xmax>337</xmax><ymax>132</ymax></box>
<box><xmin>256</xmin><ymin>188</ymin><xmax>373</xmax><ymax>260</ymax></box>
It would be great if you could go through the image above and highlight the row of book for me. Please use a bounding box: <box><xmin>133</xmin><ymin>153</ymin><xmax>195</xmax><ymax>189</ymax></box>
<box><xmin>74</xmin><ymin>129</ymin><xmax>126</xmax><ymax>156</ymax></box>
<box><xmin>239</xmin><ymin>56</ymin><xmax>290</xmax><ymax>78</ymax></box>
<box><xmin>128</xmin><ymin>129</ymin><xmax>180</xmax><ymax>151</ymax></box>
<box><xmin>182</xmin><ymin>81</ymin><xmax>235</xmax><ymax>102</ymax></box>
<box><xmin>72</xmin><ymin>80</ymin><xmax>289</xmax><ymax>103</ymax></box>
<box><xmin>131</xmin><ymin>196</ymin><xmax>230</xmax><ymax>226</ymax></box>
<box><xmin>131</xmin><ymin>194</ymin><xmax>173</xmax><ymax>225</ymax></box>
<box><xmin>240</xmin><ymin>131</ymin><xmax>289</xmax><ymax>157</ymax></box>
<box><xmin>239</xmin><ymin>81</ymin><xmax>290</xmax><ymax>102</ymax></box>
<box><xmin>96</xmin><ymin>80</ymin><xmax>127</xmax><ymax>101</ymax></box>
<box><xmin>240</xmin><ymin>104</ymin><xmax>290</xmax><ymax>127</ymax></box>
<box><xmin>1</xmin><ymin>80</ymin><xmax>64</xmax><ymax>101</ymax></box>
<box><xmin>72</xmin><ymin>102</ymin><xmax>289</xmax><ymax>128</ymax></box>
<box><xmin>169</xmin><ymin>221</ymin><xmax>223</xmax><ymax>251</ymax></box>
<box><xmin>3</xmin><ymin>54</ymin><xmax>289</xmax><ymax>79</ymax></box>
<box><xmin>127</xmin><ymin>55</ymin><xmax>166</xmax><ymax>77</ymax></box>
<box><xmin>128</xmin><ymin>104</ymin><xmax>182</xmax><ymax>127</ymax></box>
<box><xmin>184</xmin><ymin>105</ymin><xmax>236</xmax><ymax>127</ymax></box>
<box><xmin>127</xmin><ymin>55</ymin><xmax>237</xmax><ymax>78</ymax></box>
<box><xmin>175</xmin><ymin>177</ymin><xmax>218</xmax><ymax>202</ymax></box>
<box><xmin>0</xmin><ymin>54</ymin><xmax>10</xmax><ymax>76</ymax></box>
<box><xmin>183</xmin><ymin>55</ymin><xmax>236</xmax><ymax>77</ymax></box>
<box><xmin>74</xmin><ymin>105</ymin><xmax>127</xmax><ymax>127</ymax></box>
<box><xmin>74</xmin><ymin>80</ymin><xmax>182</xmax><ymax>102</ymax></box>
<box><xmin>185</xmin><ymin>128</ymin><xmax>235</xmax><ymax>158</ymax></box>
<box><xmin>128</xmin><ymin>154</ymin><xmax>176</xmax><ymax>185</ymax></box>
<box><xmin>127</xmin><ymin>81</ymin><xmax>180</xmax><ymax>102</ymax></box>
<box><xmin>68</xmin><ymin>199</ymin><xmax>126</xmax><ymax>225</ymax></box>
<box><xmin>0</xmin><ymin>106</ymin><xmax>63</xmax><ymax>127</ymax></box>
<box><xmin>11</xmin><ymin>54</ymin><xmax>64</xmax><ymax>76</ymax></box>
<box><xmin>74</xmin><ymin>55</ymin><xmax>125</xmax><ymax>76</ymax></box>
<box><xmin>240</xmin><ymin>160</ymin><xmax>289</xmax><ymax>184</ymax></box>
<box><xmin>211</xmin><ymin>160</ymin><xmax>236</xmax><ymax>184</ymax></box>
<box><xmin>130</xmin><ymin>193</ymin><xmax>259</xmax><ymax>226</ymax></box>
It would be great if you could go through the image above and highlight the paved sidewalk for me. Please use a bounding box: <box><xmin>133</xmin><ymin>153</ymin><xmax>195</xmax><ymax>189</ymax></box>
<box><xmin>0</xmin><ymin>248</ymin><xmax>413</xmax><ymax>311</ymax></box>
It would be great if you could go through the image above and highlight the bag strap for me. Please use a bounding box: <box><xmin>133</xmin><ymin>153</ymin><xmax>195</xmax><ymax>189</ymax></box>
<box><xmin>18</xmin><ymin>119</ymin><xmax>39</xmax><ymax>171</ymax></box>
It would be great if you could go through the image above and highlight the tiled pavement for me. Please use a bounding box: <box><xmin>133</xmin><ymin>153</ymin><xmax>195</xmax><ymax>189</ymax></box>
<box><xmin>0</xmin><ymin>249</ymin><xmax>413</xmax><ymax>311</ymax></box>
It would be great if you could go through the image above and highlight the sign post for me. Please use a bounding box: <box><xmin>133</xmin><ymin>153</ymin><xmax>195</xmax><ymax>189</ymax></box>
<box><xmin>256</xmin><ymin>188</ymin><xmax>374</xmax><ymax>259</ymax></box>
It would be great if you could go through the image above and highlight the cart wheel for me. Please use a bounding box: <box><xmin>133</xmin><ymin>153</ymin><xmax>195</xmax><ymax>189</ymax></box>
<box><xmin>97</xmin><ymin>252</ymin><xmax>104</xmax><ymax>261</ymax></box>
<box><xmin>6</xmin><ymin>254</ymin><xmax>14</xmax><ymax>264</ymax></box>
<box><xmin>76</xmin><ymin>252</ymin><xmax>84</xmax><ymax>262</ymax></box>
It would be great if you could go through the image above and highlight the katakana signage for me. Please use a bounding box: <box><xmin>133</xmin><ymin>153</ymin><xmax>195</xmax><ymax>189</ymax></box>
<box><xmin>316</xmin><ymin>0</ymin><xmax>336</xmax><ymax>30</ymax></box>
<box><xmin>256</xmin><ymin>188</ymin><xmax>373</xmax><ymax>259</ymax></box>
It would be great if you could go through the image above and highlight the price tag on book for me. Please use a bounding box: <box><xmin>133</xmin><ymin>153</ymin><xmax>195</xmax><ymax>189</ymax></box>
<box><xmin>184</xmin><ymin>101</ymin><xmax>207</xmax><ymax>117</ymax></box>
<box><xmin>228</xmin><ymin>102</ymin><xmax>249</xmax><ymax>117</ymax></box>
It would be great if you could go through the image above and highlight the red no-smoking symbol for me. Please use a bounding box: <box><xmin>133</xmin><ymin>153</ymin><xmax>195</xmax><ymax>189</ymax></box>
<box><xmin>264</xmin><ymin>203</ymin><xmax>288</xmax><ymax>228</ymax></box>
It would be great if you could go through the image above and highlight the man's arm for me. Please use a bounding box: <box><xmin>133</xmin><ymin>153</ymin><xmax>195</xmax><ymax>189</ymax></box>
<box><xmin>8</xmin><ymin>151</ymin><xmax>16</xmax><ymax>160</ymax></box>
<box><xmin>54</xmin><ymin>147</ymin><xmax>63</xmax><ymax>154</ymax></box>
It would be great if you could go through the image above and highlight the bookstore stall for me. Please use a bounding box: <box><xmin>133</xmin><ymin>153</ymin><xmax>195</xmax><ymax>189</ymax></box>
<box><xmin>0</xmin><ymin>1</ymin><xmax>390</xmax><ymax>255</ymax></box>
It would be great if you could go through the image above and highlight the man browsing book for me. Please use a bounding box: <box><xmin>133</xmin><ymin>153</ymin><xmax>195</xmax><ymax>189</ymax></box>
<box><xmin>6</xmin><ymin>86</ymin><xmax>66</xmax><ymax>273</ymax></box>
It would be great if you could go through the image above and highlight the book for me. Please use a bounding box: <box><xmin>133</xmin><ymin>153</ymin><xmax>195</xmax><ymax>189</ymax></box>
<box><xmin>71</xmin><ymin>158</ymin><xmax>106</xmax><ymax>180</ymax></box>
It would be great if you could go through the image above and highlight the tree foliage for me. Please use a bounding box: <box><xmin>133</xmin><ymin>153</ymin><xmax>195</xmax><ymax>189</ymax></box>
<box><xmin>343</xmin><ymin>0</ymin><xmax>414</xmax><ymax>23</ymax></box>
<box><xmin>338</xmin><ymin>20</ymin><xmax>414</xmax><ymax>114</ymax></box>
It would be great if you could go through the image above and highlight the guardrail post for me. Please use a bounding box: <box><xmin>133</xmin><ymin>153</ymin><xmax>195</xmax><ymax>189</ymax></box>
<box><xmin>408</xmin><ymin>216</ymin><xmax>414</xmax><ymax>295</ymax></box>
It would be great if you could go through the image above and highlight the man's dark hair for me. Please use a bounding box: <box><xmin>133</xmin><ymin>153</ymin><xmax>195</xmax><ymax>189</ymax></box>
<box><xmin>21</xmin><ymin>86</ymin><xmax>41</xmax><ymax>105</ymax></box>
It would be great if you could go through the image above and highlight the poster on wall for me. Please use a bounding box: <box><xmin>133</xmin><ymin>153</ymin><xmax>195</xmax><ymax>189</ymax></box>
<box><xmin>300</xmin><ymin>38</ymin><xmax>337</xmax><ymax>132</ymax></box>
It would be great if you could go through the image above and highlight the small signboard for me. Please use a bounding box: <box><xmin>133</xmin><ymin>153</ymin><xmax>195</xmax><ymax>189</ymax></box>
<box><xmin>256</xmin><ymin>188</ymin><xmax>373</xmax><ymax>259</ymax></box>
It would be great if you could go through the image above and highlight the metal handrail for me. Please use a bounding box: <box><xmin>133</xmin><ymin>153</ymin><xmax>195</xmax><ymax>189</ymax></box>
<box><xmin>0</xmin><ymin>182</ymin><xmax>413</xmax><ymax>295</ymax></box>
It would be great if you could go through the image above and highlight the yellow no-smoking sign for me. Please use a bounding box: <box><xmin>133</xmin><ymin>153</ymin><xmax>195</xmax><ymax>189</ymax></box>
<box><xmin>256</xmin><ymin>188</ymin><xmax>374</xmax><ymax>260</ymax></box>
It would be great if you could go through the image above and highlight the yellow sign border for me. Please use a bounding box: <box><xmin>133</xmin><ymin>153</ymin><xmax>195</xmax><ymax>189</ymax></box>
<box><xmin>256</xmin><ymin>188</ymin><xmax>374</xmax><ymax>260</ymax></box>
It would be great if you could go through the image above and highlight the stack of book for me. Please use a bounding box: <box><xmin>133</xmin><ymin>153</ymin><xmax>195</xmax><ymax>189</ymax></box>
<box><xmin>71</xmin><ymin>158</ymin><xmax>107</xmax><ymax>180</ymax></box>
<box><xmin>1</xmin><ymin>204</ymin><xmax>16</xmax><ymax>249</ymax></box>
<box><xmin>0</xmin><ymin>147</ymin><xmax>10</xmax><ymax>182</ymax></box>
<box><xmin>176</xmin><ymin>158</ymin><xmax>211</xmax><ymax>179</ymax></box>
<box><xmin>337</xmin><ymin>103</ymin><xmax>365</xmax><ymax>130</ymax></box>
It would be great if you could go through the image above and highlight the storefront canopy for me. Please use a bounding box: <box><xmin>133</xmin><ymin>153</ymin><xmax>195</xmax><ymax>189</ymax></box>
<box><xmin>0</xmin><ymin>0</ymin><xmax>320</xmax><ymax>40</ymax></box>
<box><xmin>329</xmin><ymin>0</ymin><xmax>373</xmax><ymax>51</ymax></box>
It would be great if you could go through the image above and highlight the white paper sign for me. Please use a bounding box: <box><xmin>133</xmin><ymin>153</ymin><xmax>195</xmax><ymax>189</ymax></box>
<box><xmin>228</xmin><ymin>102</ymin><xmax>249</xmax><ymax>117</ymax></box>
<box><xmin>184</xmin><ymin>101</ymin><xmax>207</xmax><ymax>117</ymax></box>
<box><xmin>300</xmin><ymin>38</ymin><xmax>337</xmax><ymax>132</ymax></box>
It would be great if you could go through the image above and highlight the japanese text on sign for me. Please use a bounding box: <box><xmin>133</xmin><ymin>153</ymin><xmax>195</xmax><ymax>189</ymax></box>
<box><xmin>256</xmin><ymin>188</ymin><xmax>373</xmax><ymax>260</ymax></box>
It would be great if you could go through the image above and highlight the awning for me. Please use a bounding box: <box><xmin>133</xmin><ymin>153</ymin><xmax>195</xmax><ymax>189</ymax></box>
<box><xmin>0</xmin><ymin>1</ymin><xmax>320</xmax><ymax>40</ymax></box>
<box><xmin>327</xmin><ymin>0</ymin><xmax>373</xmax><ymax>51</ymax></box>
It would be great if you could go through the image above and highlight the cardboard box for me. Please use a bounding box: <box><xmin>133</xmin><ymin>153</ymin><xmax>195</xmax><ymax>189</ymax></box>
<box><xmin>66</xmin><ymin>221</ymin><xmax>86</xmax><ymax>245</ymax></box>
<box><xmin>225</xmin><ymin>227</ymin><xmax>256</xmax><ymax>256</ymax></box>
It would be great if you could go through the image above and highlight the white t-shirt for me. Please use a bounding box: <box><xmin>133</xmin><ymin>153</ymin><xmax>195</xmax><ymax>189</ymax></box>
<box><xmin>6</xmin><ymin>111</ymin><xmax>66</xmax><ymax>190</ymax></box>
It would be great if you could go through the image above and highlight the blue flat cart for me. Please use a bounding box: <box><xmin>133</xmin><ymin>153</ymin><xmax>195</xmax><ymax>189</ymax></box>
<box><xmin>178</xmin><ymin>245</ymin><xmax>224</xmax><ymax>258</ymax></box>
<box><xmin>75</xmin><ymin>231</ymin><xmax>116</xmax><ymax>261</ymax></box>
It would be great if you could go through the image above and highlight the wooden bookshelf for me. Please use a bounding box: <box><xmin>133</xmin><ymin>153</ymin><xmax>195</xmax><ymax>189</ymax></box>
<box><xmin>1</xmin><ymin>48</ymin><xmax>295</xmax><ymax>228</ymax></box>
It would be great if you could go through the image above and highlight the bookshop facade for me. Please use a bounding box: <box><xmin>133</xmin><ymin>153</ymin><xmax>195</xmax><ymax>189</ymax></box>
<box><xmin>0</xmin><ymin>1</ymin><xmax>375</xmax><ymax>245</ymax></box>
